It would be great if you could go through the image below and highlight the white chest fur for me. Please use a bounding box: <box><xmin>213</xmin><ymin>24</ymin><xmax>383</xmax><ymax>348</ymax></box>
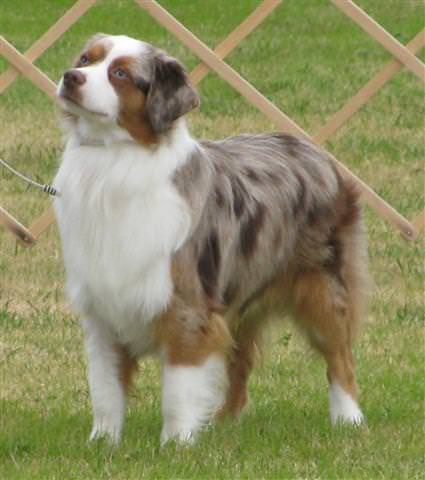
<box><xmin>54</xmin><ymin>126</ymin><xmax>194</xmax><ymax>353</ymax></box>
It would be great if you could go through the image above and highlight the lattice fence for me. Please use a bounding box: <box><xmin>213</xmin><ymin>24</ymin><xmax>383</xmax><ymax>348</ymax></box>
<box><xmin>0</xmin><ymin>0</ymin><xmax>424</xmax><ymax>248</ymax></box>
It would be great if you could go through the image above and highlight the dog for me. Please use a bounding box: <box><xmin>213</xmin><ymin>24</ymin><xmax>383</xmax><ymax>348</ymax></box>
<box><xmin>54</xmin><ymin>34</ymin><xmax>369</xmax><ymax>445</ymax></box>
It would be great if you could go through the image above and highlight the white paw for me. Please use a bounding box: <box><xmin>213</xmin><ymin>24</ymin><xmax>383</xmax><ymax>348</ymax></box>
<box><xmin>331</xmin><ymin>408</ymin><xmax>364</xmax><ymax>426</ymax></box>
<box><xmin>329</xmin><ymin>383</ymin><xmax>365</xmax><ymax>426</ymax></box>
<box><xmin>160</xmin><ymin>425</ymin><xmax>196</xmax><ymax>446</ymax></box>
<box><xmin>89</xmin><ymin>417</ymin><xmax>122</xmax><ymax>445</ymax></box>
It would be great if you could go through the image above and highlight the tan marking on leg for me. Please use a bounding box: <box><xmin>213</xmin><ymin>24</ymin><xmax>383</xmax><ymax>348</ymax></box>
<box><xmin>218</xmin><ymin>313</ymin><xmax>268</xmax><ymax>419</ymax></box>
<box><xmin>218</xmin><ymin>341</ymin><xmax>255</xmax><ymax>418</ymax></box>
<box><xmin>324</xmin><ymin>349</ymin><xmax>357</xmax><ymax>398</ymax></box>
<box><xmin>114</xmin><ymin>344</ymin><xmax>138</xmax><ymax>393</ymax></box>
<box><xmin>292</xmin><ymin>270</ymin><xmax>360</xmax><ymax>398</ymax></box>
<box><xmin>157</xmin><ymin>297</ymin><xmax>232</xmax><ymax>366</ymax></box>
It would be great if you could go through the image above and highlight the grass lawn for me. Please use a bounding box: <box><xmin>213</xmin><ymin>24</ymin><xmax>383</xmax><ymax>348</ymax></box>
<box><xmin>0</xmin><ymin>0</ymin><xmax>424</xmax><ymax>478</ymax></box>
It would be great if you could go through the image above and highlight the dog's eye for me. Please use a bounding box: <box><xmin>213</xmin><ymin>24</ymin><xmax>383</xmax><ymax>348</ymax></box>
<box><xmin>113</xmin><ymin>68</ymin><xmax>128</xmax><ymax>79</ymax></box>
<box><xmin>79</xmin><ymin>54</ymin><xmax>89</xmax><ymax>66</ymax></box>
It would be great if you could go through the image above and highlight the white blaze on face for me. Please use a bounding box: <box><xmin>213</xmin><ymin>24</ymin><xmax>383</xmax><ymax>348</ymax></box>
<box><xmin>58</xmin><ymin>35</ymin><xmax>149</xmax><ymax>120</ymax></box>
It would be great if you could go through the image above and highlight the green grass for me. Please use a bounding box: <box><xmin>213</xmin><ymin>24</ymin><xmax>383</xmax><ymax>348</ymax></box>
<box><xmin>0</xmin><ymin>0</ymin><xmax>424</xmax><ymax>478</ymax></box>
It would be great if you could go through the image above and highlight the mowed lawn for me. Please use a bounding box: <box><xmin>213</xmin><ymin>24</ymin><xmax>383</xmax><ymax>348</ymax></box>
<box><xmin>0</xmin><ymin>0</ymin><xmax>424</xmax><ymax>478</ymax></box>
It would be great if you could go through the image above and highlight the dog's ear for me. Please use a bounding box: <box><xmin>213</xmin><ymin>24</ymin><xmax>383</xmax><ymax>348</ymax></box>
<box><xmin>144</xmin><ymin>53</ymin><xmax>200</xmax><ymax>134</ymax></box>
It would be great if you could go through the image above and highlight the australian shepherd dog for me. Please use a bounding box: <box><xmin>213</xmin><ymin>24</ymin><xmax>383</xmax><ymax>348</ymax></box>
<box><xmin>54</xmin><ymin>34</ymin><xmax>369</xmax><ymax>445</ymax></box>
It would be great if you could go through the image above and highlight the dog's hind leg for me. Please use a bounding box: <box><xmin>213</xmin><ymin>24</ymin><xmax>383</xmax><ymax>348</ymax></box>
<box><xmin>218</xmin><ymin>317</ymin><xmax>263</xmax><ymax>419</ymax></box>
<box><xmin>292</xmin><ymin>268</ymin><xmax>366</xmax><ymax>425</ymax></box>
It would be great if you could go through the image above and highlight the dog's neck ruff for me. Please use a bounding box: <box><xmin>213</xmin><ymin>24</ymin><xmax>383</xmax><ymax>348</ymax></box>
<box><xmin>61</xmin><ymin>117</ymin><xmax>196</xmax><ymax>184</ymax></box>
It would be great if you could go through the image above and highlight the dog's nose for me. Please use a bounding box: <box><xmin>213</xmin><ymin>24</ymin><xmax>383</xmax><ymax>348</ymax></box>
<box><xmin>63</xmin><ymin>70</ymin><xmax>86</xmax><ymax>88</ymax></box>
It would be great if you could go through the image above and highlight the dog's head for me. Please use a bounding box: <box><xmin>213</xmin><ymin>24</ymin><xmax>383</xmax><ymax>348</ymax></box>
<box><xmin>57</xmin><ymin>34</ymin><xmax>200</xmax><ymax>144</ymax></box>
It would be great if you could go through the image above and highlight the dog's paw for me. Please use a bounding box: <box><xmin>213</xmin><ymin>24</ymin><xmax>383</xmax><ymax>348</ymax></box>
<box><xmin>160</xmin><ymin>426</ymin><xmax>195</xmax><ymax>446</ymax></box>
<box><xmin>89</xmin><ymin>419</ymin><xmax>121</xmax><ymax>445</ymax></box>
<box><xmin>331</xmin><ymin>408</ymin><xmax>364</xmax><ymax>426</ymax></box>
<box><xmin>329</xmin><ymin>383</ymin><xmax>365</xmax><ymax>426</ymax></box>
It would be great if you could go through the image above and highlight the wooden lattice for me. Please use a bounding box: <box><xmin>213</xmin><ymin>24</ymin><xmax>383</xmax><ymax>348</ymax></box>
<box><xmin>0</xmin><ymin>0</ymin><xmax>424</xmax><ymax>248</ymax></box>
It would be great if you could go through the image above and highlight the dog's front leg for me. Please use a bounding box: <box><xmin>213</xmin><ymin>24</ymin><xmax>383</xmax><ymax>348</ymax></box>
<box><xmin>158</xmin><ymin>310</ymin><xmax>231</xmax><ymax>445</ymax></box>
<box><xmin>82</xmin><ymin>318</ymin><xmax>127</xmax><ymax>445</ymax></box>
<box><xmin>160</xmin><ymin>353</ymin><xmax>227</xmax><ymax>445</ymax></box>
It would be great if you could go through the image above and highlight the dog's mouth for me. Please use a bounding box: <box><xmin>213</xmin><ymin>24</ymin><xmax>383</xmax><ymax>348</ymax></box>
<box><xmin>58</xmin><ymin>90</ymin><xmax>108</xmax><ymax>118</ymax></box>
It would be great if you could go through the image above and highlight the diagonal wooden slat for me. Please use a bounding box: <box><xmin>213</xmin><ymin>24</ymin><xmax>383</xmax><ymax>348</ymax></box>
<box><xmin>412</xmin><ymin>210</ymin><xmax>425</xmax><ymax>234</ymax></box>
<box><xmin>190</xmin><ymin>0</ymin><xmax>281</xmax><ymax>85</ymax></box>
<box><xmin>0</xmin><ymin>39</ymin><xmax>58</xmax><ymax>244</ymax></box>
<box><xmin>0</xmin><ymin>0</ymin><xmax>96</xmax><ymax>94</ymax></box>
<box><xmin>0</xmin><ymin>38</ymin><xmax>58</xmax><ymax>243</ymax></box>
<box><xmin>331</xmin><ymin>0</ymin><xmax>425</xmax><ymax>82</ymax></box>
<box><xmin>325</xmin><ymin>155</ymin><xmax>417</xmax><ymax>240</ymax></box>
<box><xmin>314</xmin><ymin>28</ymin><xmax>425</xmax><ymax>144</ymax></box>
<box><xmin>0</xmin><ymin>206</ymin><xmax>35</xmax><ymax>247</ymax></box>
<box><xmin>0</xmin><ymin>37</ymin><xmax>57</xmax><ymax>100</ymax></box>
<box><xmin>137</xmin><ymin>0</ymin><xmax>306</xmax><ymax>138</ymax></box>
<box><xmin>28</xmin><ymin>205</ymin><xmax>56</xmax><ymax>239</ymax></box>
<box><xmin>136</xmin><ymin>0</ymin><xmax>418</xmax><ymax>240</ymax></box>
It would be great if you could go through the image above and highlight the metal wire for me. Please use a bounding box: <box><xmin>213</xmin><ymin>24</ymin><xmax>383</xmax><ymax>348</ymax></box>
<box><xmin>0</xmin><ymin>157</ymin><xmax>60</xmax><ymax>197</ymax></box>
